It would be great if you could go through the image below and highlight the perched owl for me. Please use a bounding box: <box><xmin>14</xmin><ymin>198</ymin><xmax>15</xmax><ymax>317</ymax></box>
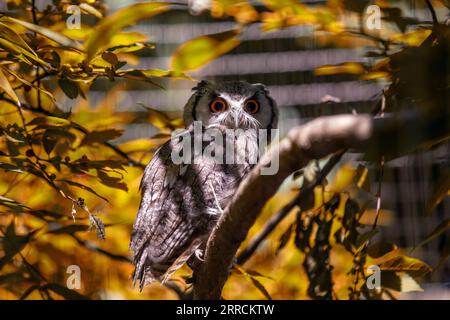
<box><xmin>129</xmin><ymin>80</ymin><xmax>278</xmax><ymax>289</ymax></box>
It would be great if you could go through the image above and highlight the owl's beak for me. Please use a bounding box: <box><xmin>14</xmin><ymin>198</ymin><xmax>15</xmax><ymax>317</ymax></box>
<box><xmin>223</xmin><ymin>108</ymin><xmax>247</xmax><ymax>129</ymax></box>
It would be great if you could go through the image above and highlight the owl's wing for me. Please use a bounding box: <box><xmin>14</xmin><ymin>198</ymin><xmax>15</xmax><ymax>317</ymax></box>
<box><xmin>130</xmin><ymin>127</ymin><xmax>242</xmax><ymax>289</ymax></box>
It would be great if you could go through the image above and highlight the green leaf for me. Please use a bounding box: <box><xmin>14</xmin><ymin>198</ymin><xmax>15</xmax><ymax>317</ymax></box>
<box><xmin>170</xmin><ymin>29</ymin><xmax>241</xmax><ymax>72</ymax></box>
<box><xmin>85</xmin><ymin>2</ymin><xmax>169</xmax><ymax>61</ymax></box>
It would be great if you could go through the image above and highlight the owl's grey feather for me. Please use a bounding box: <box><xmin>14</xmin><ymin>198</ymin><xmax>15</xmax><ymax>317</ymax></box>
<box><xmin>130</xmin><ymin>81</ymin><xmax>278</xmax><ymax>289</ymax></box>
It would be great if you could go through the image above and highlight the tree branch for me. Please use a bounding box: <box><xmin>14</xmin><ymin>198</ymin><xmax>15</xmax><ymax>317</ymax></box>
<box><xmin>193</xmin><ymin>110</ymin><xmax>450</xmax><ymax>299</ymax></box>
<box><xmin>425</xmin><ymin>0</ymin><xmax>438</xmax><ymax>25</ymax></box>
<box><xmin>236</xmin><ymin>149</ymin><xmax>345</xmax><ymax>265</ymax></box>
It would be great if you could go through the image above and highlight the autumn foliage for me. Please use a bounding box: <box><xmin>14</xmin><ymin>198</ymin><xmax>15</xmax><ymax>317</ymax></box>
<box><xmin>0</xmin><ymin>0</ymin><xmax>449</xmax><ymax>300</ymax></box>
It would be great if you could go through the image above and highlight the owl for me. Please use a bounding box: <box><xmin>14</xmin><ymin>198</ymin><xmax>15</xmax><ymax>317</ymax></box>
<box><xmin>129</xmin><ymin>80</ymin><xmax>278</xmax><ymax>290</ymax></box>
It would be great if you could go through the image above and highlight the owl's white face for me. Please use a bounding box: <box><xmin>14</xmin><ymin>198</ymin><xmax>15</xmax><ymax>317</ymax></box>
<box><xmin>183</xmin><ymin>81</ymin><xmax>278</xmax><ymax>131</ymax></box>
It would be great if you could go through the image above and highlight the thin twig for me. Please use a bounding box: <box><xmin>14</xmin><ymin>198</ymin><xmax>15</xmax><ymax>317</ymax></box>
<box><xmin>372</xmin><ymin>92</ymin><xmax>386</xmax><ymax>230</ymax></box>
<box><xmin>30</xmin><ymin>0</ymin><xmax>42</xmax><ymax>110</ymax></box>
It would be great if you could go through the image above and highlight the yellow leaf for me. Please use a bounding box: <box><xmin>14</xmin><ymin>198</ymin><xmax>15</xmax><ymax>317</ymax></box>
<box><xmin>84</xmin><ymin>2</ymin><xmax>169</xmax><ymax>62</ymax></box>
<box><xmin>0</xmin><ymin>37</ymin><xmax>51</xmax><ymax>68</ymax></box>
<box><xmin>390</xmin><ymin>29</ymin><xmax>432</xmax><ymax>47</ymax></box>
<box><xmin>261</xmin><ymin>12</ymin><xmax>285</xmax><ymax>32</ymax></box>
<box><xmin>0</xmin><ymin>22</ymin><xmax>36</xmax><ymax>54</ymax></box>
<box><xmin>360</xmin><ymin>71</ymin><xmax>390</xmax><ymax>81</ymax></box>
<box><xmin>108</xmin><ymin>32</ymin><xmax>149</xmax><ymax>50</ymax></box>
<box><xmin>4</xmin><ymin>67</ymin><xmax>55</xmax><ymax>102</ymax></box>
<box><xmin>328</xmin><ymin>164</ymin><xmax>357</xmax><ymax>192</ymax></box>
<box><xmin>314</xmin><ymin>62</ymin><xmax>365</xmax><ymax>76</ymax></box>
<box><xmin>118</xmin><ymin>138</ymin><xmax>168</xmax><ymax>153</ymax></box>
<box><xmin>0</xmin><ymin>67</ymin><xmax>20</xmax><ymax>106</ymax></box>
<box><xmin>4</xmin><ymin>17</ymin><xmax>83</xmax><ymax>51</ymax></box>
<box><xmin>211</xmin><ymin>0</ymin><xmax>259</xmax><ymax>24</ymax></box>
<box><xmin>170</xmin><ymin>29</ymin><xmax>241</xmax><ymax>72</ymax></box>
<box><xmin>360</xmin><ymin>209</ymin><xmax>393</xmax><ymax>226</ymax></box>
<box><xmin>79</xmin><ymin>3</ymin><xmax>103</xmax><ymax>19</ymax></box>
<box><xmin>356</xmin><ymin>165</ymin><xmax>369</xmax><ymax>189</ymax></box>
<box><xmin>27</xmin><ymin>116</ymin><xmax>71</xmax><ymax>127</ymax></box>
<box><xmin>117</xmin><ymin>69</ymin><xmax>189</xmax><ymax>80</ymax></box>
<box><xmin>379</xmin><ymin>255</ymin><xmax>432</xmax><ymax>276</ymax></box>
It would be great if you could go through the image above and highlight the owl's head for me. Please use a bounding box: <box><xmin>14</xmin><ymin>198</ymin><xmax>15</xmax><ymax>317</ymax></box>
<box><xmin>183</xmin><ymin>80</ymin><xmax>278</xmax><ymax>131</ymax></box>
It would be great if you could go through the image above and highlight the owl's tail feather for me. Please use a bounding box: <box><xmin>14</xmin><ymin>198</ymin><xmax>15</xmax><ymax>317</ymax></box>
<box><xmin>132</xmin><ymin>238</ymin><xmax>204</xmax><ymax>291</ymax></box>
<box><xmin>132</xmin><ymin>249</ymin><xmax>155</xmax><ymax>291</ymax></box>
<box><xmin>160</xmin><ymin>237</ymin><xmax>203</xmax><ymax>284</ymax></box>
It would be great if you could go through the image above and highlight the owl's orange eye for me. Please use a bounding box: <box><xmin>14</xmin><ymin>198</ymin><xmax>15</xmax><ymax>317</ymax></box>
<box><xmin>209</xmin><ymin>98</ymin><xmax>227</xmax><ymax>113</ymax></box>
<box><xmin>244</xmin><ymin>99</ymin><xmax>260</xmax><ymax>114</ymax></box>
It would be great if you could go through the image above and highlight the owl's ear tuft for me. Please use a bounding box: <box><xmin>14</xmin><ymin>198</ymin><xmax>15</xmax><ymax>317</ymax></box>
<box><xmin>192</xmin><ymin>80</ymin><xmax>213</xmax><ymax>91</ymax></box>
<box><xmin>184</xmin><ymin>80</ymin><xmax>213</xmax><ymax>127</ymax></box>
<box><xmin>253</xmin><ymin>83</ymin><xmax>270</xmax><ymax>95</ymax></box>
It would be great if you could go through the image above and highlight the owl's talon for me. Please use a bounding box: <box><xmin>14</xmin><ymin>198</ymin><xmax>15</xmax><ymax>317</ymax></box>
<box><xmin>194</xmin><ymin>249</ymin><xmax>205</xmax><ymax>261</ymax></box>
